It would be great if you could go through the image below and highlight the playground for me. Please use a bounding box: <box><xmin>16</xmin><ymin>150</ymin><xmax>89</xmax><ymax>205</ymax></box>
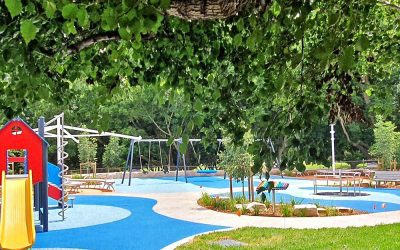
<box><xmin>0</xmin><ymin>114</ymin><xmax>399</xmax><ymax>250</ymax></box>
<box><xmin>1</xmin><ymin>115</ymin><xmax>400</xmax><ymax>249</ymax></box>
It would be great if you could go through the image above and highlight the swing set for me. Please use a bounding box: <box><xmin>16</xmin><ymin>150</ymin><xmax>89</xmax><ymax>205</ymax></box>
<box><xmin>121</xmin><ymin>138</ymin><xmax>223</xmax><ymax>185</ymax></box>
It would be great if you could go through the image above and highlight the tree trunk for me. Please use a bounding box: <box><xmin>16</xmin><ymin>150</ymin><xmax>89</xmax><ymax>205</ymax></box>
<box><xmin>251</xmin><ymin>175</ymin><xmax>254</xmax><ymax>202</ymax></box>
<box><xmin>247</xmin><ymin>175</ymin><xmax>251</xmax><ymax>201</ymax></box>
<box><xmin>229</xmin><ymin>175</ymin><xmax>233</xmax><ymax>199</ymax></box>
<box><xmin>242</xmin><ymin>178</ymin><xmax>245</xmax><ymax>198</ymax></box>
<box><xmin>167</xmin><ymin>0</ymin><xmax>253</xmax><ymax>20</ymax></box>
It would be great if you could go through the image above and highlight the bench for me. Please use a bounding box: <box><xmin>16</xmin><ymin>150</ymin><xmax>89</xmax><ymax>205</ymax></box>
<box><xmin>102</xmin><ymin>180</ymin><xmax>115</xmax><ymax>191</ymax></box>
<box><xmin>65</xmin><ymin>181</ymin><xmax>84</xmax><ymax>193</ymax></box>
<box><xmin>68</xmin><ymin>196</ymin><xmax>76</xmax><ymax>208</ymax></box>
<box><xmin>374</xmin><ymin>171</ymin><xmax>400</xmax><ymax>188</ymax></box>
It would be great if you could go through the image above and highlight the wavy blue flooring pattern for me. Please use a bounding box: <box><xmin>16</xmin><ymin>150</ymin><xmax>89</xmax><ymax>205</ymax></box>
<box><xmin>34</xmin><ymin>195</ymin><xmax>226</xmax><ymax>250</ymax></box>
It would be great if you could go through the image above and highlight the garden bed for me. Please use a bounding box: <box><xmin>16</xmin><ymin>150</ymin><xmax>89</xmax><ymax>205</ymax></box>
<box><xmin>198</xmin><ymin>193</ymin><xmax>366</xmax><ymax>217</ymax></box>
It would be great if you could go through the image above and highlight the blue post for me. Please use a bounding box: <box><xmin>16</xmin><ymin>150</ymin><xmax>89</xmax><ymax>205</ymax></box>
<box><xmin>175</xmin><ymin>139</ymin><xmax>181</xmax><ymax>182</ymax></box>
<box><xmin>39</xmin><ymin>117</ymin><xmax>48</xmax><ymax>232</ymax></box>
<box><xmin>183</xmin><ymin>153</ymin><xmax>187</xmax><ymax>183</ymax></box>
<box><xmin>128</xmin><ymin>140</ymin><xmax>135</xmax><ymax>186</ymax></box>
<box><xmin>121</xmin><ymin>140</ymin><xmax>133</xmax><ymax>184</ymax></box>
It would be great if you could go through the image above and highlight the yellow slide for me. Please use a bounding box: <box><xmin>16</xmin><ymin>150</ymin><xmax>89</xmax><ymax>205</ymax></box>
<box><xmin>0</xmin><ymin>170</ymin><xmax>36</xmax><ymax>250</ymax></box>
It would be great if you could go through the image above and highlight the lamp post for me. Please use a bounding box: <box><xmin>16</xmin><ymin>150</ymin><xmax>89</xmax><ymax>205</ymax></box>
<box><xmin>330</xmin><ymin>124</ymin><xmax>336</xmax><ymax>174</ymax></box>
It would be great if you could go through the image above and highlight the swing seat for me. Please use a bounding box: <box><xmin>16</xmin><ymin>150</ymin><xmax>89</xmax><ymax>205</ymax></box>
<box><xmin>197</xmin><ymin>169</ymin><xmax>217</xmax><ymax>174</ymax></box>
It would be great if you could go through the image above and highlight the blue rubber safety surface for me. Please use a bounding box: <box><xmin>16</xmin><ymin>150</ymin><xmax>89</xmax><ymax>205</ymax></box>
<box><xmin>33</xmin><ymin>175</ymin><xmax>400</xmax><ymax>249</ymax></box>
<box><xmin>34</xmin><ymin>195</ymin><xmax>226</xmax><ymax>250</ymax></box>
<box><xmin>300</xmin><ymin>186</ymin><xmax>400</xmax><ymax>196</ymax></box>
<box><xmin>259</xmin><ymin>192</ymin><xmax>400</xmax><ymax>213</ymax></box>
<box><xmin>116</xmin><ymin>176</ymin><xmax>254</xmax><ymax>193</ymax></box>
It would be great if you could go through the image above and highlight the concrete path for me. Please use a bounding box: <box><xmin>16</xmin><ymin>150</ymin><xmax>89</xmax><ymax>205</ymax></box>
<box><xmin>80</xmin><ymin>190</ymin><xmax>400</xmax><ymax>229</ymax></box>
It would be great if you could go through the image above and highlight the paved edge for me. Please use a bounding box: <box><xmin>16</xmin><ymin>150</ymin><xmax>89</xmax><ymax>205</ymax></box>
<box><xmin>161</xmin><ymin>228</ymin><xmax>234</xmax><ymax>250</ymax></box>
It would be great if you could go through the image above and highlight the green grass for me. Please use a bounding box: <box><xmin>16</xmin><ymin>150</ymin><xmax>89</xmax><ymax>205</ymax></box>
<box><xmin>305</xmin><ymin>162</ymin><xmax>353</xmax><ymax>171</ymax></box>
<box><xmin>305</xmin><ymin>163</ymin><xmax>327</xmax><ymax>170</ymax></box>
<box><xmin>177</xmin><ymin>224</ymin><xmax>400</xmax><ymax>249</ymax></box>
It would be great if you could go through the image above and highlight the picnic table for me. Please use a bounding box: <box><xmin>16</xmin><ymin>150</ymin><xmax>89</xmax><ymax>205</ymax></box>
<box><xmin>66</xmin><ymin>178</ymin><xmax>115</xmax><ymax>191</ymax></box>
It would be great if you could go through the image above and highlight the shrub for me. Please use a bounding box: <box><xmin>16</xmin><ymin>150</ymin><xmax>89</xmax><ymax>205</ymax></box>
<box><xmin>335</xmin><ymin>162</ymin><xmax>351</xmax><ymax>169</ymax></box>
<box><xmin>234</xmin><ymin>195</ymin><xmax>247</xmax><ymax>204</ymax></box>
<box><xmin>253</xmin><ymin>205</ymin><xmax>260</xmax><ymax>216</ymax></box>
<box><xmin>356</xmin><ymin>163</ymin><xmax>367</xmax><ymax>168</ymax></box>
<box><xmin>215</xmin><ymin>197</ymin><xmax>230</xmax><ymax>211</ymax></box>
<box><xmin>290</xmin><ymin>197</ymin><xmax>303</xmax><ymax>206</ymax></box>
<box><xmin>281</xmin><ymin>203</ymin><xmax>293</xmax><ymax>217</ymax></box>
<box><xmin>71</xmin><ymin>174</ymin><xmax>84</xmax><ymax>179</ymax></box>
<box><xmin>299</xmin><ymin>208</ymin><xmax>307</xmax><ymax>217</ymax></box>
<box><xmin>325</xmin><ymin>207</ymin><xmax>339</xmax><ymax>216</ymax></box>
<box><xmin>264</xmin><ymin>199</ymin><xmax>271</xmax><ymax>208</ymax></box>
<box><xmin>241</xmin><ymin>204</ymin><xmax>249</xmax><ymax>215</ymax></box>
<box><xmin>228</xmin><ymin>199</ymin><xmax>237</xmax><ymax>212</ymax></box>
<box><xmin>295</xmin><ymin>163</ymin><xmax>306</xmax><ymax>173</ymax></box>
<box><xmin>200</xmin><ymin>193</ymin><xmax>214</xmax><ymax>207</ymax></box>
<box><xmin>305</xmin><ymin>163</ymin><xmax>327</xmax><ymax>170</ymax></box>
<box><xmin>282</xmin><ymin>169</ymin><xmax>296</xmax><ymax>177</ymax></box>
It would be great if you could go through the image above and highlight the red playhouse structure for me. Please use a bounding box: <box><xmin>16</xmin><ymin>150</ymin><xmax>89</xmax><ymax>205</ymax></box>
<box><xmin>0</xmin><ymin>117</ymin><xmax>49</xmax><ymax>232</ymax></box>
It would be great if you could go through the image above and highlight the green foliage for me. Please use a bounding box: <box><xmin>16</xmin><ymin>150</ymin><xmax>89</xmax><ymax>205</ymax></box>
<box><xmin>281</xmin><ymin>203</ymin><xmax>293</xmax><ymax>217</ymax></box>
<box><xmin>199</xmin><ymin>193</ymin><xmax>237</xmax><ymax>212</ymax></box>
<box><xmin>1</xmin><ymin>0</ymin><xmax>400</xmax><ymax>172</ymax></box>
<box><xmin>253</xmin><ymin>205</ymin><xmax>260</xmax><ymax>216</ymax></box>
<box><xmin>5</xmin><ymin>0</ymin><xmax>22</xmax><ymax>18</ymax></box>
<box><xmin>199</xmin><ymin>192</ymin><xmax>214</xmax><ymax>207</ymax></box>
<box><xmin>370</xmin><ymin>117</ymin><xmax>400</xmax><ymax>169</ymax></box>
<box><xmin>71</xmin><ymin>174</ymin><xmax>84</xmax><ymax>179</ymax></box>
<box><xmin>290</xmin><ymin>198</ymin><xmax>303</xmax><ymax>206</ymax></box>
<box><xmin>263</xmin><ymin>198</ymin><xmax>271</xmax><ymax>208</ymax></box>
<box><xmin>78</xmin><ymin>136</ymin><xmax>98</xmax><ymax>164</ymax></box>
<box><xmin>240</xmin><ymin>204</ymin><xmax>249</xmax><ymax>215</ymax></box>
<box><xmin>334</xmin><ymin>162</ymin><xmax>351</xmax><ymax>169</ymax></box>
<box><xmin>357</xmin><ymin>163</ymin><xmax>367</xmax><ymax>168</ymax></box>
<box><xmin>304</xmin><ymin>163</ymin><xmax>327</xmax><ymax>170</ymax></box>
<box><xmin>102</xmin><ymin>137</ymin><xmax>123</xmax><ymax>172</ymax></box>
<box><xmin>20</xmin><ymin>20</ymin><xmax>37</xmax><ymax>45</ymax></box>
<box><xmin>325</xmin><ymin>207</ymin><xmax>339</xmax><ymax>216</ymax></box>
<box><xmin>218</xmin><ymin>137</ymin><xmax>254</xmax><ymax>181</ymax></box>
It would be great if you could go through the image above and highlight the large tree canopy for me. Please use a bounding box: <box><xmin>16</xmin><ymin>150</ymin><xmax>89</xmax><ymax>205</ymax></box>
<box><xmin>1</xmin><ymin>0</ymin><xmax>400</xmax><ymax>169</ymax></box>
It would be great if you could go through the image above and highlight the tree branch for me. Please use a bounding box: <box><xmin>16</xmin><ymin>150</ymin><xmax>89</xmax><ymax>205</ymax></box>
<box><xmin>378</xmin><ymin>0</ymin><xmax>400</xmax><ymax>11</ymax></box>
<box><xmin>167</xmin><ymin>0</ymin><xmax>254</xmax><ymax>20</ymax></box>
<box><xmin>338</xmin><ymin>116</ymin><xmax>370</xmax><ymax>157</ymax></box>
<box><xmin>148</xmin><ymin>115</ymin><xmax>171</xmax><ymax>137</ymax></box>
<box><xmin>67</xmin><ymin>32</ymin><xmax>155</xmax><ymax>54</ymax></box>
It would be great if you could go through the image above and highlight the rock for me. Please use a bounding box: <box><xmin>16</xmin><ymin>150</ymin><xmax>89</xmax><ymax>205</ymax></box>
<box><xmin>317</xmin><ymin>207</ymin><xmax>327</xmax><ymax>216</ymax></box>
<box><xmin>212</xmin><ymin>239</ymin><xmax>248</xmax><ymax>247</ymax></box>
<box><xmin>246</xmin><ymin>202</ymin><xmax>266</xmax><ymax>212</ymax></box>
<box><xmin>334</xmin><ymin>207</ymin><xmax>353</xmax><ymax>213</ymax></box>
<box><xmin>235</xmin><ymin>204</ymin><xmax>247</xmax><ymax>210</ymax></box>
<box><xmin>293</xmin><ymin>204</ymin><xmax>318</xmax><ymax>217</ymax></box>
<box><xmin>214</xmin><ymin>195</ymin><xmax>230</xmax><ymax>200</ymax></box>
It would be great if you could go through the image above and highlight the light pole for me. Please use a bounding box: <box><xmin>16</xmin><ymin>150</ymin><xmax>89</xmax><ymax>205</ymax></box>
<box><xmin>330</xmin><ymin>124</ymin><xmax>336</xmax><ymax>174</ymax></box>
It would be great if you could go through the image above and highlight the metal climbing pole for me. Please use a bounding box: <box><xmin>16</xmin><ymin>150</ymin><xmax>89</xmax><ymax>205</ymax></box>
<box><xmin>51</xmin><ymin>113</ymin><xmax>69</xmax><ymax>220</ymax></box>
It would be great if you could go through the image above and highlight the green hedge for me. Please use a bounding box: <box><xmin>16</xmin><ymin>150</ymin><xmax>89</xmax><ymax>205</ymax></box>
<box><xmin>304</xmin><ymin>163</ymin><xmax>328</xmax><ymax>170</ymax></box>
<box><xmin>334</xmin><ymin>162</ymin><xmax>351</xmax><ymax>169</ymax></box>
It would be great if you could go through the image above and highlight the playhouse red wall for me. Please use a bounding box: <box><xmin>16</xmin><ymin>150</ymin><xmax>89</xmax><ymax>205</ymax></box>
<box><xmin>0</xmin><ymin>120</ymin><xmax>44</xmax><ymax>184</ymax></box>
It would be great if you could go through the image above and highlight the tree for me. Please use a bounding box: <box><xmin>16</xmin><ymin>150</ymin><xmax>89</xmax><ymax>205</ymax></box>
<box><xmin>102</xmin><ymin>137</ymin><xmax>124</xmax><ymax>172</ymax></box>
<box><xmin>78</xmin><ymin>137</ymin><xmax>97</xmax><ymax>164</ymax></box>
<box><xmin>369</xmin><ymin>117</ymin><xmax>400</xmax><ymax>169</ymax></box>
<box><xmin>218</xmin><ymin>133</ymin><xmax>254</xmax><ymax>199</ymax></box>
<box><xmin>2</xmin><ymin>0</ymin><xmax>400</xmax><ymax>169</ymax></box>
